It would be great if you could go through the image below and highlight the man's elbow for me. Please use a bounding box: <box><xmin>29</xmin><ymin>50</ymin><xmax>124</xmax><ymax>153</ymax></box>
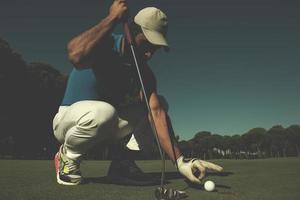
<box><xmin>68</xmin><ymin>53</ymin><xmax>85</xmax><ymax>69</ymax></box>
<box><xmin>67</xmin><ymin>43</ymin><xmax>89</xmax><ymax>69</ymax></box>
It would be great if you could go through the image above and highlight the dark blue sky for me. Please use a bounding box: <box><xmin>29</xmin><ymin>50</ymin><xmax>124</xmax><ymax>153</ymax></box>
<box><xmin>1</xmin><ymin>0</ymin><xmax>299</xmax><ymax>139</ymax></box>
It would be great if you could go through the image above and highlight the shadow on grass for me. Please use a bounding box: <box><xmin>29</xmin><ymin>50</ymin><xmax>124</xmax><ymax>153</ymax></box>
<box><xmin>181</xmin><ymin>171</ymin><xmax>233</xmax><ymax>192</ymax></box>
<box><xmin>85</xmin><ymin>171</ymin><xmax>233</xmax><ymax>188</ymax></box>
<box><xmin>84</xmin><ymin>171</ymin><xmax>182</xmax><ymax>186</ymax></box>
<box><xmin>207</xmin><ymin>171</ymin><xmax>234</xmax><ymax>177</ymax></box>
<box><xmin>186</xmin><ymin>181</ymin><xmax>232</xmax><ymax>190</ymax></box>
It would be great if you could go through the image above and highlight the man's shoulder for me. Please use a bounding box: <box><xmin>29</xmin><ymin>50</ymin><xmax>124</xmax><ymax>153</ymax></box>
<box><xmin>142</xmin><ymin>64</ymin><xmax>157</xmax><ymax>91</ymax></box>
<box><xmin>143</xmin><ymin>64</ymin><xmax>155</xmax><ymax>77</ymax></box>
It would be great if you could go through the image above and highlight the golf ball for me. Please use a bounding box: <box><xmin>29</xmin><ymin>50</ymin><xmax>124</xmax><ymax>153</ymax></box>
<box><xmin>204</xmin><ymin>180</ymin><xmax>215</xmax><ymax>192</ymax></box>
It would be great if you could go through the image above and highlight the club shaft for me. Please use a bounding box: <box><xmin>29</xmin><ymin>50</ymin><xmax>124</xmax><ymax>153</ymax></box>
<box><xmin>128</xmin><ymin>44</ymin><xmax>165</xmax><ymax>188</ymax></box>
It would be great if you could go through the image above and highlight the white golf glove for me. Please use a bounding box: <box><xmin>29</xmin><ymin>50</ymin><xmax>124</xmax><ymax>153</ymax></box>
<box><xmin>176</xmin><ymin>155</ymin><xmax>223</xmax><ymax>184</ymax></box>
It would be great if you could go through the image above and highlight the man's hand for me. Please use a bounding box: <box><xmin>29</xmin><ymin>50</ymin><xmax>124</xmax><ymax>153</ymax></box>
<box><xmin>109</xmin><ymin>0</ymin><xmax>128</xmax><ymax>22</ymax></box>
<box><xmin>177</xmin><ymin>156</ymin><xmax>223</xmax><ymax>184</ymax></box>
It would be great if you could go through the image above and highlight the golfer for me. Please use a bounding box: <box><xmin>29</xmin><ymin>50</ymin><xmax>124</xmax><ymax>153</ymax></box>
<box><xmin>52</xmin><ymin>0</ymin><xmax>223</xmax><ymax>186</ymax></box>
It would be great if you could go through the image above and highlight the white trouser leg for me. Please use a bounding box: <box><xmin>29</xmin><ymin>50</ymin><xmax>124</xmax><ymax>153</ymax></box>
<box><xmin>126</xmin><ymin>134</ymin><xmax>141</xmax><ymax>151</ymax></box>
<box><xmin>52</xmin><ymin>100</ymin><xmax>134</xmax><ymax>160</ymax></box>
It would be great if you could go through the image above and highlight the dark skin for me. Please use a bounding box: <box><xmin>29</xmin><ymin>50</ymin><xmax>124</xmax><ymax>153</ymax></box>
<box><xmin>67</xmin><ymin>0</ymin><xmax>182</xmax><ymax>162</ymax></box>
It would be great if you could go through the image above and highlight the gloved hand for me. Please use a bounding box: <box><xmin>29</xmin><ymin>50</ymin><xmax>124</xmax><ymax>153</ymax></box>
<box><xmin>176</xmin><ymin>155</ymin><xmax>223</xmax><ymax>184</ymax></box>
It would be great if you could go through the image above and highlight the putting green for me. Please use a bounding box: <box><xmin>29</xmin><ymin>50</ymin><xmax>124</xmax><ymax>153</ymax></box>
<box><xmin>0</xmin><ymin>158</ymin><xmax>299</xmax><ymax>200</ymax></box>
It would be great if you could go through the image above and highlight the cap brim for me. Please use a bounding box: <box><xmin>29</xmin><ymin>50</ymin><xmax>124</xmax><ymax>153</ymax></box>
<box><xmin>141</xmin><ymin>27</ymin><xmax>168</xmax><ymax>47</ymax></box>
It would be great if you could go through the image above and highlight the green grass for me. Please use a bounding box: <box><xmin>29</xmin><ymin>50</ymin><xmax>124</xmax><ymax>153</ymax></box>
<box><xmin>0</xmin><ymin>158</ymin><xmax>300</xmax><ymax>200</ymax></box>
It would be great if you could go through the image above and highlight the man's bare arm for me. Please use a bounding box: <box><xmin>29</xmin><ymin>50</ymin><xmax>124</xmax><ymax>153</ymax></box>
<box><xmin>67</xmin><ymin>0</ymin><xmax>127</xmax><ymax>68</ymax></box>
<box><xmin>139</xmin><ymin>65</ymin><xmax>182</xmax><ymax>162</ymax></box>
<box><xmin>148</xmin><ymin>92</ymin><xmax>182</xmax><ymax>162</ymax></box>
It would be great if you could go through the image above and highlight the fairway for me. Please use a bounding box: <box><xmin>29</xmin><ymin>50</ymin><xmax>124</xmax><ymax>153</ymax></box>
<box><xmin>0</xmin><ymin>158</ymin><xmax>300</xmax><ymax>200</ymax></box>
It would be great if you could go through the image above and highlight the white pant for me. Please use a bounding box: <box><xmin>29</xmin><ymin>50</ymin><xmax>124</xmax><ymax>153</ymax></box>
<box><xmin>52</xmin><ymin>100</ymin><xmax>146</xmax><ymax>160</ymax></box>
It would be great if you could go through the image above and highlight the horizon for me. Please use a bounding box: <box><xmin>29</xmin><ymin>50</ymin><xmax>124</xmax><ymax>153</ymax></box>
<box><xmin>1</xmin><ymin>0</ymin><xmax>300</xmax><ymax>140</ymax></box>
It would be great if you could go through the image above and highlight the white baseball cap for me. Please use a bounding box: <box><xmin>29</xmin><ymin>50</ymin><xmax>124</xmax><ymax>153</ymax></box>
<box><xmin>134</xmin><ymin>7</ymin><xmax>168</xmax><ymax>47</ymax></box>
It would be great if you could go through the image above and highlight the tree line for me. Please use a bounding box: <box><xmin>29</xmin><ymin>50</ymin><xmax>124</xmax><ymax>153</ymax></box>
<box><xmin>178</xmin><ymin>125</ymin><xmax>300</xmax><ymax>160</ymax></box>
<box><xmin>0</xmin><ymin>37</ymin><xmax>299</xmax><ymax>160</ymax></box>
<box><xmin>0</xmin><ymin>37</ymin><xmax>67</xmax><ymax>158</ymax></box>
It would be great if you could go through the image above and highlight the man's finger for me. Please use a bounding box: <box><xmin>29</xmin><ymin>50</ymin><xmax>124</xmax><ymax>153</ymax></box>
<box><xmin>193</xmin><ymin>161</ymin><xmax>206</xmax><ymax>180</ymax></box>
<box><xmin>182</xmin><ymin>167</ymin><xmax>201</xmax><ymax>184</ymax></box>
<box><xmin>200</xmin><ymin>160</ymin><xmax>223</xmax><ymax>172</ymax></box>
<box><xmin>189</xmin><ymin>175</ymin><xmax>201</xmax><ymax>184</ymax></box>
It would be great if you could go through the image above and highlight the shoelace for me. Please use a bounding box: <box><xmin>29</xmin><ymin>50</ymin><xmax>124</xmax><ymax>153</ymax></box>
<box><xmin>60</xmin><ymin>152</ymin><xmax>81</xmax><ymax>174</ymax></box>
<box><xmin>65</xmin><ymin>159</ymin><xmax>80</xmax><ymax>173</ymax></box>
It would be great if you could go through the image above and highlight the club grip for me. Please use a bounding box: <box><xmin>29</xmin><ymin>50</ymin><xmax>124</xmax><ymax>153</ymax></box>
<box><xmin>123</xmin><ymin>22</ymin><xmax>133</xmax><ymax>45</ymax></box>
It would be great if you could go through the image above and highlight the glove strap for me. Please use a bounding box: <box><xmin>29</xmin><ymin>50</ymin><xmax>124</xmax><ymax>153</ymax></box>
<box><xmin>175</xmin><ymin>155</ymin><xmax>184</xmax><ymax>169</ymax></box>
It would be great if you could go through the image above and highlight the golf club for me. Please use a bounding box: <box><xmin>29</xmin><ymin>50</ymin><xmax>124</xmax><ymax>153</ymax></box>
<box><xmin>123</xmin><ymin>20</ymin><xmax>166</xmax><ymax>188</ymax></box>
<box><xmin>123</xmin><ymin>21</ymin><xmax>187</xmax><ymax>200</ymax></box>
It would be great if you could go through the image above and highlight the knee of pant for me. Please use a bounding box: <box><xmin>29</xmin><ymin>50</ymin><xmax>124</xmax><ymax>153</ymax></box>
<box><xmin>77</xmin><ymin>102</ymin><xmax>118</xmax><ymax>131</ymax></box>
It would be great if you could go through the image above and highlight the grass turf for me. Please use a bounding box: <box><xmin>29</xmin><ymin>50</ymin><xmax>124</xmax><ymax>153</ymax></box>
<box><xmin>0</xmin><ymin>157</ymin><xmax>300</xmax><ymax>200</ymax></box>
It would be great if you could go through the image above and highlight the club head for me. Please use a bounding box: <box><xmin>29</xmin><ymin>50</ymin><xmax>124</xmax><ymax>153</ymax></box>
<box><xmin>154</xmin><ymin>187</ymin><xmax>188</xmax><ymax>200</ymax></box>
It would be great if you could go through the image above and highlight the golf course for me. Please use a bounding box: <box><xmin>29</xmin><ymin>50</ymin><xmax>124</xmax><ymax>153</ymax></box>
<box><xmin>0</xmin><ymin>157</ymin><xmax>299</xmax><ymax>200</ymax></box>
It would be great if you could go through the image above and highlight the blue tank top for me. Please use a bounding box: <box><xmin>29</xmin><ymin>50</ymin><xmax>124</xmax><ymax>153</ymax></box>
<box><xmin>61</xmin><ymin>34</ymin><xmax>141</xmax><ymax>108</ymax></box>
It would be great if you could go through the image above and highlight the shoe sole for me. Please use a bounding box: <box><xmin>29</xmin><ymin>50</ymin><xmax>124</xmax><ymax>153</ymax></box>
<box><xmin>54</xmin><ymin>151</ymin><xmax>82</xmax><ymax>186</ymax></box>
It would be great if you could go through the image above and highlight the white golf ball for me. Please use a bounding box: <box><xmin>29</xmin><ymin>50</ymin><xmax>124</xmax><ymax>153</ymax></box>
<box><xmin>204</xmin><ymin>180</ymin><xmax>215</xmax><ymax>192</ymax></box>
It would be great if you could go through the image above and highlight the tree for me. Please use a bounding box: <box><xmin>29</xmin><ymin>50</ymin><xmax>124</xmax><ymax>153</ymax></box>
<box><xmin>229</xmin><ymin>135</ymin><xmax>242</xmax><ymax>159</ymax></box>
<box><xmin>286</xmin><ymin>125</ymin><xmax>300</xmax><ymax>156</ymax></box>
<box><xmin>178</xmin><ymin>140</ymin><xmax>190</xmax><ymax>157</ymax></box>
<box><xmin>0</xmin><ymin>37</ymin><xmax>68</xmax><ymax>158</ymax></box>
<box><xmin>266</xmin><ymin>125</ymin><xmax>286</xmax><ymax>158</ymax></box>
<box><xmin>23</xmin><ymin>62</ymin><xmax>67</xmax><ymax>158</ymax></box>
<box><xmin>191</xmin><ymin>131</ymin><xmax>212</xmax><ymax>159</ymax></box>
<box><xmin>242</xmin><ymin>128</ymin><xmax>266</xmax><ymax>158</ymax></box>
<box><xmin>0</xmin><ymin>38</ymin><xmax>28</xmax><ymax>140</ymax></box>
